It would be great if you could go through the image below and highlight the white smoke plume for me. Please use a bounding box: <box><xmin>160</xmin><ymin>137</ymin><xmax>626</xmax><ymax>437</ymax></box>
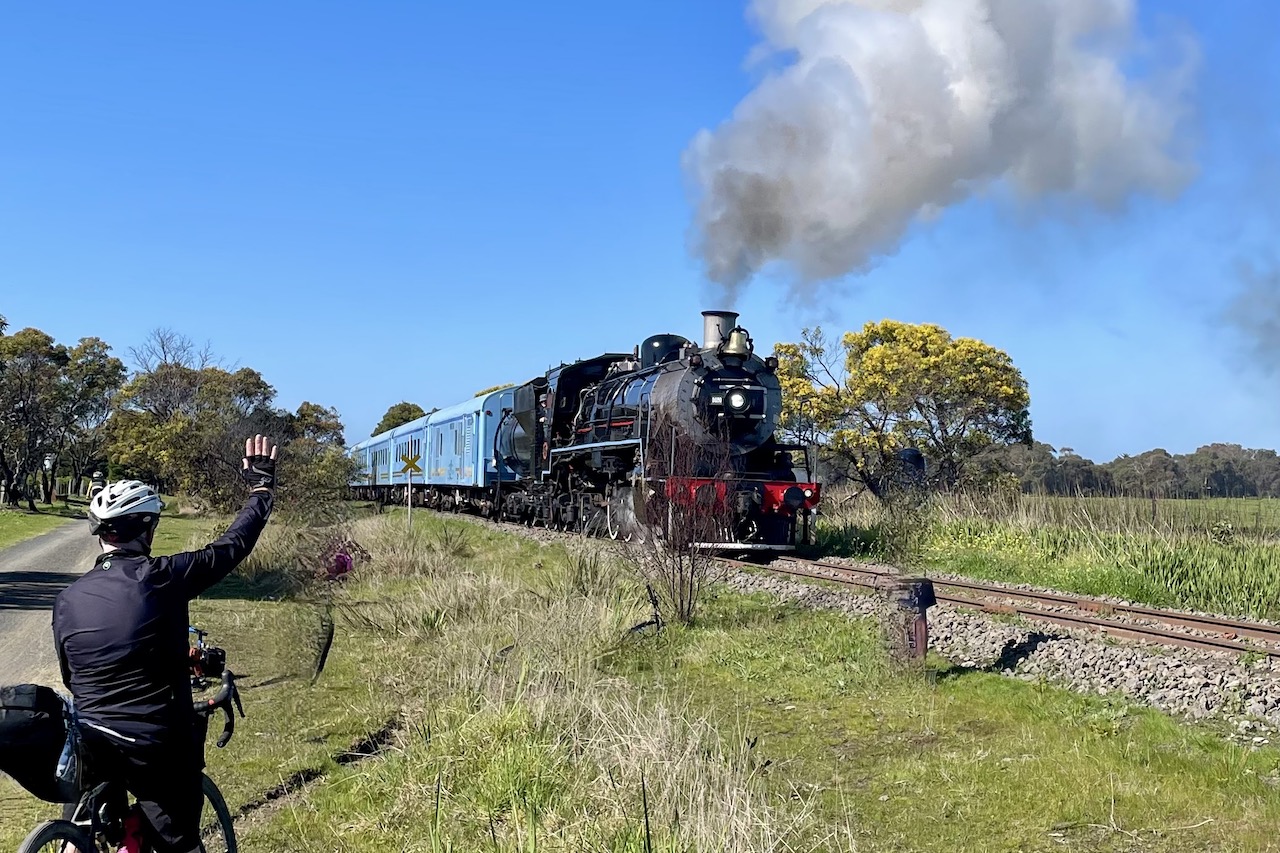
<box><xmin>685</xmin><ymin>0</ymin><xmax>1198</xmax><ymax>294</ymax></box>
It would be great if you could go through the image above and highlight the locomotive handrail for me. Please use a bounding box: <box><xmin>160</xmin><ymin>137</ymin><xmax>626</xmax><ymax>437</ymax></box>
<box><xmin>492</xmin><ymin>408</ymin><xmax>508</xmax><ymax>516</ymax></box>
<box><xmin>638</xmin><ymin>392</ymin><xmax>650</xmax><ymax>477</ymax></box>
<box><xmin>549</xmin><ymin>438</ymin><xmax>641</xmax><ymax>454</ymax></box>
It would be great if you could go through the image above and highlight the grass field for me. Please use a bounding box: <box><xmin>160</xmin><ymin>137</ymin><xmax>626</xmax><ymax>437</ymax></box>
<box><xmin>0</xmin><ymin>491</ymin><xmax>216</xmax><ymax>553</ymax></box>
<box><xmin>7</xmin><ymin>510</ymin><xmax>1280</xmax><ymax>850</ymax></box>
<box><xmin>818</xmin><ymin>491</ymin><xmax>1280</xmax><ymax>620</ymax></box>
<box><xmin>0</xmin><ymin>502</ymin><xmax>83</xmax><ymax>551</ymax></box>
<box><xmin>1023</xmin><ymin>494</ymin><xmax>1280</xmax><ymax>541</ymax></box>
<box><xmin>240</xmin><ymin>513</ymin><xmax>1280</xmax><ymax>851</ymax></box>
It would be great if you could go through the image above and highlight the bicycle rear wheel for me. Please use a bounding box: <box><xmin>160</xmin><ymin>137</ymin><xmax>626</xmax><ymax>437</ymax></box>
<box><xmin>198</xmin><ymin>773</ymin><xmax>237</xmax><ymax>853</ymax></box>
<box><xmin>17</xmin><ymin>820</ymin><xmax>93</xmax><ymax>853</ymax></box>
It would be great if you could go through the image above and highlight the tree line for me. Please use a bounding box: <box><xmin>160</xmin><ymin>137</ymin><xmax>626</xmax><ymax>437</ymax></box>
<box><xmin>34</xmin><ymin>309</ymin><xmax>1244</xmax><ymax>511</ymax></box>
<box><xmin>774</xmin><ymin>320</ymin><xmax>1280</xmax><ymax>501</ymax></box>
<box><xmin>0</xmin><ymin>315</ymin><xmax>354</xmax><ymax>514</ymax></box>
<box><xmin>992</xmin><ymin>442</ymin><xmax>1280</xmax><ymax>498</ymax></box>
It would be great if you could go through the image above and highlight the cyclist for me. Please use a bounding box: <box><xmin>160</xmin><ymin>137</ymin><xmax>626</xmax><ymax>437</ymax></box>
<box><xmin>88</xmin><ymin>471</ymin><xmax>106</xmax><ymax>500</ymax></box>
<box><xmin>51</xmin><ymin>435</ymin><xmax>278</xmax><ymax>853</ymax></box>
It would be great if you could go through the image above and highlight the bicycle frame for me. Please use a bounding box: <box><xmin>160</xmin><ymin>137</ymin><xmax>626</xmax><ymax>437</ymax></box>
<box><xmin>65</xmin><ymin>778</ymin><xmax>133</xmax><ymax>848</ymax></box>
<box><xmin>64</xmin><ymin>772</ymin><xmax>230</xmax><ymax>852</ymax></box>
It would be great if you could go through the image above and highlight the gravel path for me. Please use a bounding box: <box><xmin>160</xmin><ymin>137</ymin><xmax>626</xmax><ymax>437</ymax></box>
<box><xmin>0</xmin><ymin>519</ymin><xmax>98</xmax><ymax>687</ymax></box>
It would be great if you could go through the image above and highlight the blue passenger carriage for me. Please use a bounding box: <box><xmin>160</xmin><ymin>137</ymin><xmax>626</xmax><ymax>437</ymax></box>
<box><xmin>348</xmin><ymin>387</ymin><xmax>517</xmax><ymax>512</ymax></box>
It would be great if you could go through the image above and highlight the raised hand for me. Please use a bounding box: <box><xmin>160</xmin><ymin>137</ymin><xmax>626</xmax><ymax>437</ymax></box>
<box><xmin>241</xmin><ymin>434</ymin><xmax>279</xmax><ymax>493</ymax></box>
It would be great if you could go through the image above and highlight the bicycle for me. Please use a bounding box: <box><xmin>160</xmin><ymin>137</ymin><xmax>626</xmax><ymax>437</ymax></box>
<box><xmin>17</xmin><ymin>629</ymin><xmax>246</xmax><ymax>853</ymax></box>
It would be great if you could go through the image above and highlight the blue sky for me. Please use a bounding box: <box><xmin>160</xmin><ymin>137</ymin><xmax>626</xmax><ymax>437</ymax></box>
<box><xmin>1</xmin><ymin>1</ymin><xmax>1277</xmax><ymax>462</ymax></box>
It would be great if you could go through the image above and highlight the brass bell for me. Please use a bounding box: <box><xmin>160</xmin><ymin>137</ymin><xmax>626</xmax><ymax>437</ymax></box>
<box><xmin>722</xmin><ymin>329</ymin><xmax>752</xmax><ymax>357</ymax></box>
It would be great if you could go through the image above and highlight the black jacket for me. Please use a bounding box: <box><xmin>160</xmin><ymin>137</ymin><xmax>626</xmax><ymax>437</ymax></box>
<box><xmin>52</xmin><ymin>492</ymin><xmax>273</xmax><ymax>747</ymax></box>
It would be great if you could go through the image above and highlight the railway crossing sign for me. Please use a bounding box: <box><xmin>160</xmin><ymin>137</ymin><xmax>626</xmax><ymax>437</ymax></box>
<box><xmin>400</xmin><ymin>454</ymin><xmax>421</xmax><ymax>529</ymax></box>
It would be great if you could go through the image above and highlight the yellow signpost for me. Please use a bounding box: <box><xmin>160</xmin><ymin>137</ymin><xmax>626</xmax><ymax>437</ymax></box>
<box><xmin>400</xmin><ymin>454</ymin><xmax>422</xmax><ymax>527</ymax></box>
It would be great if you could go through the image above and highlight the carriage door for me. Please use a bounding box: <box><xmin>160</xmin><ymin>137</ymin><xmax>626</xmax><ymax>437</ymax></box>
<box><xmin>465</xmin><ymin>415</ymin><xmax>475</xmax><ymax>482</ymax></box>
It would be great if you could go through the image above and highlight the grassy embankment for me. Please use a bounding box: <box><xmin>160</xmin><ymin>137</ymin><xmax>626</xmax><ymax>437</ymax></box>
<box><xmin>6</xmin><ymin>509</ymin><xmax>1280</xmax><ymax>850</ymax></box>
<box><xmin>228</xmin><ymin>512</ymin><xmax>1280</xmax><ymax>851</ymax></box>
<box><xmin>818</xmin><ymin>491</ymin><xmax>1280</xmax><ymax>620</ymax></box>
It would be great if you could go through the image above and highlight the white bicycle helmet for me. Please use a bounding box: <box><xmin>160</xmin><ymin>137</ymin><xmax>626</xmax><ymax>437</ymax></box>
<box><xmin>88</xmin><ymin>480</ymin><xmax>165</xmax><ymax>537</ymax></box>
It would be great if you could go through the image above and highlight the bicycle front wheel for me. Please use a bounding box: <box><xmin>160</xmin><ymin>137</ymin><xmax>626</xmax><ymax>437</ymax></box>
<box><xmin>17</xmin><ymin>819</ymin><xmax>94</xmax><ymax>853</ymax></box>
<box><xmin>198</xmin><ymin>773</ymin><xmax>237</xmax><ymax>853</ymax></box>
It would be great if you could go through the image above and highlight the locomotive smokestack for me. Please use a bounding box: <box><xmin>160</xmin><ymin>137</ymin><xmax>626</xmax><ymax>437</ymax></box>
<box><xmin>702</xmin><ymin>310</ymin><xmax>739</xmax><ymax>349</ymax></box>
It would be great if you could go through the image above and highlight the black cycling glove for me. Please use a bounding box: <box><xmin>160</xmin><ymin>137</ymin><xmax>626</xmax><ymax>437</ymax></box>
<box><xmin>242</xmin><ymin>454</ymin><xmax>277</xmax><ymax>491</ymax></box>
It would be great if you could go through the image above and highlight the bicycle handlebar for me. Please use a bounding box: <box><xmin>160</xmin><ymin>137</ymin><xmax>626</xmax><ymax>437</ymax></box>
<box><xmin>193</xmin><ymin>670</ymin><xmax>245</xmax><ymax>749</ymax></box>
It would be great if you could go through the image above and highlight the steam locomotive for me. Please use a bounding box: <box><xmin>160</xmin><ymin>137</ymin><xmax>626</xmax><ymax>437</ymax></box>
<box><xmin>348</xmin><ymin>310</ymin><xmax>821</xmax><ymax>549</ymax></box>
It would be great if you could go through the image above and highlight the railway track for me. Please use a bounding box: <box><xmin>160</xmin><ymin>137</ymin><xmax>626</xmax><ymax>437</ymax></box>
<box><xmin>451</xmin><ymin>510</ymin><xmax>1280</xmax><ymax>660</ymax></box>
<box><xmin>728</xmin><ymin>556</ymin><xmax>1280</xmax><ymax>659</ymax></box>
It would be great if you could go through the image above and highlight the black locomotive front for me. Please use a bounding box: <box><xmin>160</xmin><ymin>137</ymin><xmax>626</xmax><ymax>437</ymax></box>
<box><xmin>495</xmin><ymin>311</ymin><xmax>821</xmax><ymax>548</ymax></box>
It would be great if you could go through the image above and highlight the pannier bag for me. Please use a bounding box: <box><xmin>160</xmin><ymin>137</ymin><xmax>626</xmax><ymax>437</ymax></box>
<box><xmin>0</xmin><ymin>684</ymin><xmax>79</xmax><ymax>803</ymax></box>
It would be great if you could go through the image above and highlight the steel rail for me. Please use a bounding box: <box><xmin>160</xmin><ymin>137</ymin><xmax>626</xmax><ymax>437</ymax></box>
<box><xmin>802</xmin><ymin>559</ymin><xmax>1280</xmax><ymax>646</ymax></box>
<box><xmin>933</xmin><ymin>593</ymin><xmax>1274</xmax><ymax>657</ymax></box>
<box><xmin>922</xmin><ymin>575</ymin><xmax>1280</xmax><ymax>646</ymax></box>
<box><xmin>728</xmin><ymin>556</ymin><xmax>1280</xmax><ymax>659</ymax></box>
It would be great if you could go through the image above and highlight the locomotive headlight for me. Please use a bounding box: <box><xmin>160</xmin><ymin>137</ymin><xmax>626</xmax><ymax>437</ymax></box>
<box><xmin>803</xmin><ymin>488</ymin><xmax>813</xmax><ymax>498</ymax></box>
<box><xmin>726</xmin><ymin>390</ymin><xmax>749</xmax><ymax>412</ymax></box>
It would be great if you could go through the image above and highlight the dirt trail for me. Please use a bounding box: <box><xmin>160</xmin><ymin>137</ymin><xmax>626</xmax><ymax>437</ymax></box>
<box><xmin>0</xmin><ymin>520</ymin><xmax>98</xmax><ymax>687</ymax></box>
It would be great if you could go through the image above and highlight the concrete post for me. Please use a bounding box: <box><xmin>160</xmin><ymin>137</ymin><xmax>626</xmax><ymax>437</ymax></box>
<box><xmin>878</xmin><ymin>576</ymin><xmax>937</xmax><ymax>662</ymax></box>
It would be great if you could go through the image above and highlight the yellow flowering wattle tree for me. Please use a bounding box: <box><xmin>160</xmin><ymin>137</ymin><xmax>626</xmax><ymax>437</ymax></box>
<box><xmin>775</xmin><ymin>320</ymin><xmax>1032</xmax><ymax>495</ymax></box>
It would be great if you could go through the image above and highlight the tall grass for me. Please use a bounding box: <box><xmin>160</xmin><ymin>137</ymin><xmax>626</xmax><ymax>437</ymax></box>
<box><xmin>242</xmin><ymin>514</ymin><xmax>816</xmax><ymax>852</ymax></box>
<box><xmin>818</xmin><ymin>489</ymin><xmax>1280</xmax><ymax>619</ymax></box>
